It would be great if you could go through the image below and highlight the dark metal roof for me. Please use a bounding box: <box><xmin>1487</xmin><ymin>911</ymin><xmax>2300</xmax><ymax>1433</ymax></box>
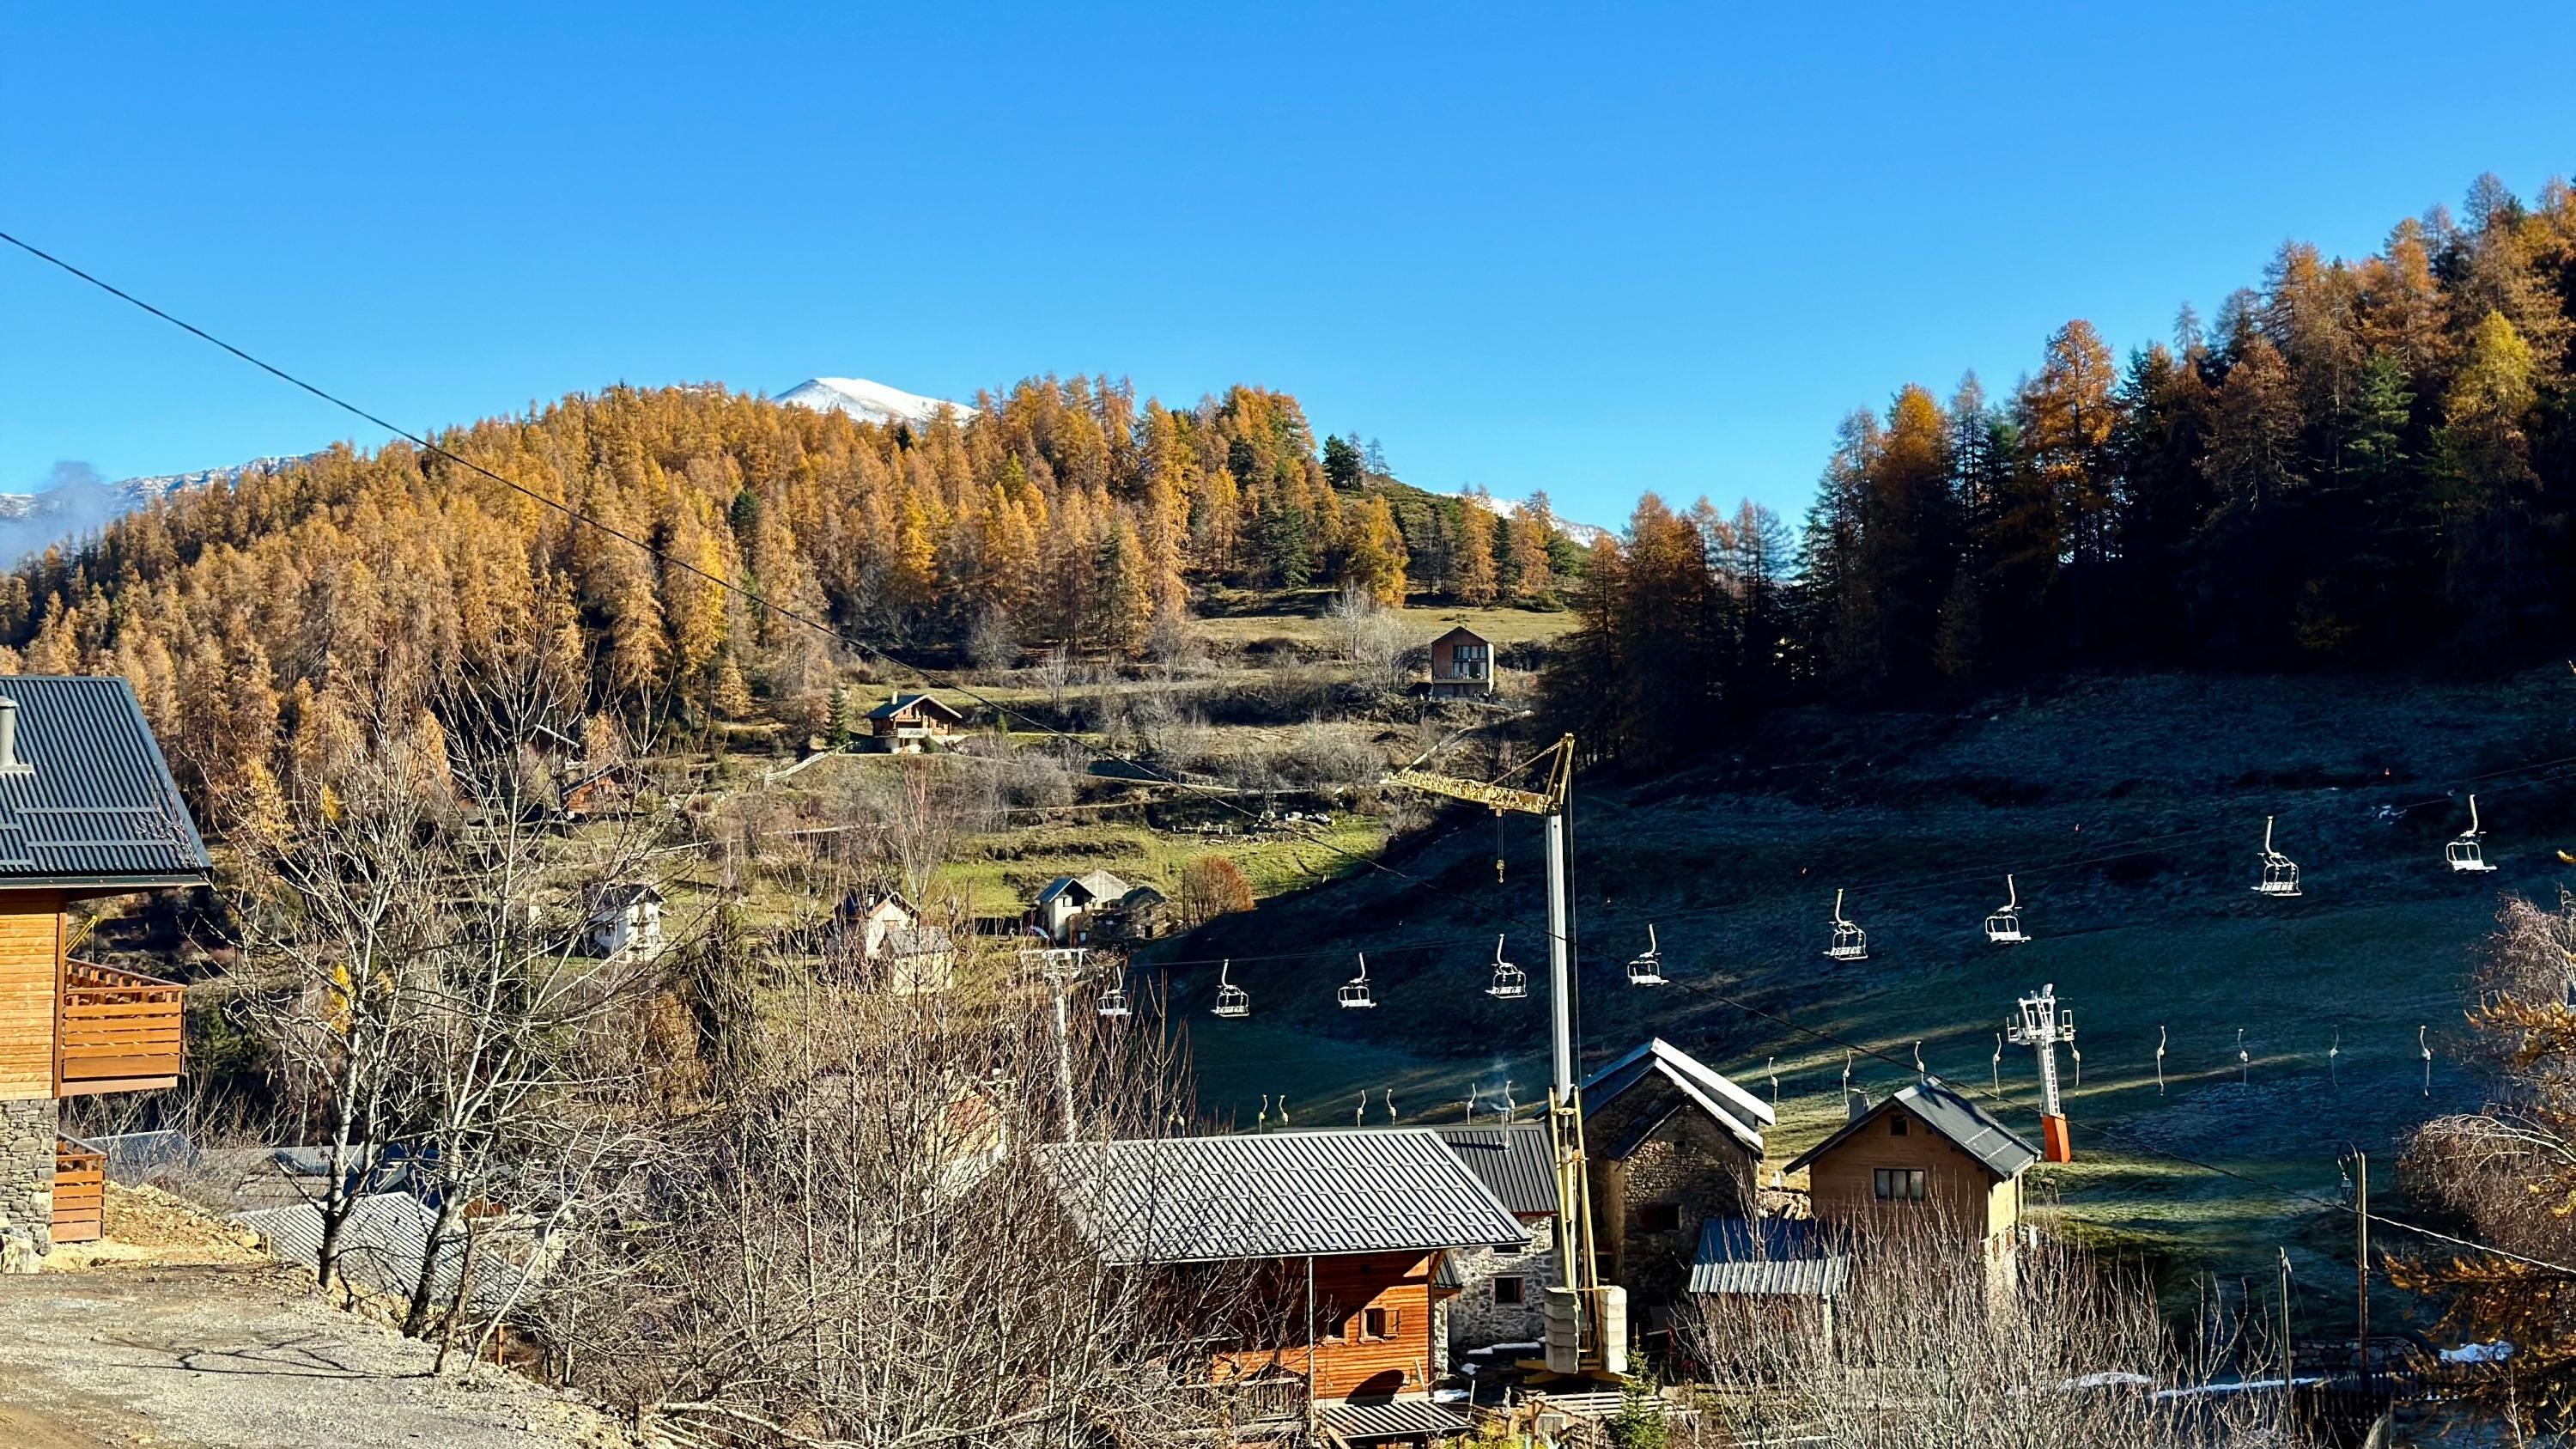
<box><xmin>884</xmin><ymin>925</ymin><xmax>953</xmax><ymax>957</ymax></box>
<box><xmin>1045</xmin><ymin>1128</ymin><xmax>1530</xmax><ymax>1265</ymax></box>
<box><xmin>866</xmin><ymin>692</ymin><xmax>965</xmax><ymax>721</ymax></box>
<box><xmin>1581</xmin><ymin>1038</ymin><xmax>1772</xmax><ymax>1155</ymax></box>
<box><xmin>1321</xmin><ymin>1397</ymin><xmax>1473</xmax><ymax>1441</ymax></box>
<box><xmin>1689</xmin><ymin>1217</ymin><xmax>1850</xmax><ymax>1298</ymax></box>
<box><xmin>1431</xmin><ymin>1123</ymin><xmax>1558</xmax><ymax>1217</ymax></box>
<box><xmin>1783</xmin><ymin>1078</ymin><xmax>2041</xmax><ymax>1180</ymax></box>
<box><xmin>0</xmin><ymin>677</ymin><xmax>209</xmax><ymax>886</ymax></box>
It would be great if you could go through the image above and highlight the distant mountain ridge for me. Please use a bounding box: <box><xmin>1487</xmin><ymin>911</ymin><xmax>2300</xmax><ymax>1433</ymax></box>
<box><xmin>773</xmin><ymin>376</ymin><xmax>975</xmax><ymax>429</ymax></box>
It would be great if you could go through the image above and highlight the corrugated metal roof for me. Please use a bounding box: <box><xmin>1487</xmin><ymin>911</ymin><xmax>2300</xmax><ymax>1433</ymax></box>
<box><xmin>1321</xmin><ymin>1397</ymin><xmax>1473</xmax><ymax>1440</ymax></box>
<box><xmin>1581</xmin><ymin>1038</ymin><xmax>1771</xmax><ymax>1155</ymax></box>
<box><xmin>1782</xmin><ymin>1078</ymin><xmax>2041</xmax><ymax>1180</ymax></box>
<box><xmin>1688</xmin><ymin>1217</ymin><xmax>1850</xmax><ymax>1298</ymax></box>
<box><xmin>237</xmin><ymin>1192</ymin><xmax>538</xmax><ymax>1313</ymax></box>
<box><xmin>1431</xmin><ymin>1123</ymin><xmax>1557</xmax><ymax>1217</ymax></box>
<box><xmin>1046</xmin><ymin>1129</ymin><xmax>1530</xmax><ymax>1265</ymax></box>
<box><xmin>0</xmin><ymin>677</ymin><xmax>209</xmax><ymax>886</ymax></box>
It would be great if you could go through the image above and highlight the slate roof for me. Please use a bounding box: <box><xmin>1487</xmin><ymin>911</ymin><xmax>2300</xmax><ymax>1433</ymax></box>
<box><xmin>1581</xmin><ymin>1038</ymin><xmax>1773</xmax><ymax>1156</ymax></box>
<box><xmin>0</xmin><ymin>677</ymin><xmax>209</xmax><ymax>887</ymax></box>
<box><xmin>1783</xmin><ymin>1077</ymin><xmax>2040</xmax><ymax>1180</ymax></box>
<box><xmin>1689</xmin><ymin>1217</ymin><xmax>1850</xmax><ymax>1298</ymax></box>
<box><xmin>1321</xmin><ymin>1397</ymin><xmax>1473</xmax><ymax>1441</ymax></box>
<box><xmin>884</xmin><ymin>925</ymin><xmax>953</xmax><ymax>958</ymax></box>
<box><xmin>1035</xmin><ymin>868</ymin><xmax>1131</xmax><ymax>907</ymax></box>
<box><xmin>1431</xmin><ymin>1123</ymin><xmax>1558</xmax><ymax>1217</ymax></box>
<box><xmin>1045</xmin><ymin>1128</ymin><xmax>1529</xmax><ymax>1265</ymax></box>
<box><xmin>866</xmin><ymin>692</ymin><xmax>965</xmax><ymax>722</ymax></box>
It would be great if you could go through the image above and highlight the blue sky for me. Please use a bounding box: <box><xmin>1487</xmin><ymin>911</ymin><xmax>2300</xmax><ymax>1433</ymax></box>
<box><xmin>7</xmin><ymin>4</ymin><xmax>2574</xmax><ymax>529</ymax></box>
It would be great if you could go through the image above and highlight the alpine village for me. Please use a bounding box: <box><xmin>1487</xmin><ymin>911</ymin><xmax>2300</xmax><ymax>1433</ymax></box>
<box><xmin>19</xmin><ymin>16</ymin><xmax>2576</xmax><ymax>1445</ymax></box>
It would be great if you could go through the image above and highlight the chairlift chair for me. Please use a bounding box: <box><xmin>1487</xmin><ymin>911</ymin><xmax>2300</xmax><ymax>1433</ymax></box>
<box><xmin>1485</xmin><ymin>935</ymin><xmax>1528</xmax><ymax>1000</ymax></box>
<box><xmin>1338</xmin><ymin>953</ymin><xmax>1376</xmax><ymax>1010</ymax></box>
<box><xmin>2446</xmin><ymin>795</ymin><xmax>2498</xmax><ymax>874</ymax></box>
<box><xmin>1626</xmin><ymin>924</ymin><xmax>1666</xmax><ymax>987</ymax></box>
<box><xmin>1824</xmin><ymin>888</ymin><xmax>1868</xmax><ymax>961</ymax></box>
<box><xmin>1212</xmin><ymin>959</ymin><xmax>1250</xmax><ymax>1019</ymax></box>
<box><xmin>1096</xmin><ymin>977</ymin><xmax>1132</xmax><ymax>1019</ymax></box>
<box><xmin>1984</xmin><ymin>874</ymin><xmax>2029</xmax><ymax>945</ymax></box>
<box><xmin>2254</xmin><ymin>816</ymin><xmax>2302</xmax><ymax>898</ymax></box>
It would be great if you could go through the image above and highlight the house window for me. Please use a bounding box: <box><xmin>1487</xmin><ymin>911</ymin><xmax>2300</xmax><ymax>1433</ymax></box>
<box><xmin>1492</xmin><ymin>1275</ymin><xmax>1527</xmax><ymax>1306</ymax></box>
<box><xmin>1363</xmin><ymin>1306</ymin><xmax>1400</xmax><ymax>1339</ymax></box>
<box><xmin>1874</xmin><ymin>1167</ymin><xmax>1929</xmax><ymax>1201</ymax></box>
<box><xmin>1890</xmin><ymin>1115</ymin><xmax>1908</xmax><ymax>1136</ymax></box>
<box><xmin>1635</xmin><ymin>1202</ymin><xmax>1683</xmax><ymax>1233</ymax></box>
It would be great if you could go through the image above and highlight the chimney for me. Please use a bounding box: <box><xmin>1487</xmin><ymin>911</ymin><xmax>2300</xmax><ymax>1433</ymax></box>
<box><xmin>0</xmin><ymin>697</ymin><xmax>30</xmax><ymax>776</ymax></box>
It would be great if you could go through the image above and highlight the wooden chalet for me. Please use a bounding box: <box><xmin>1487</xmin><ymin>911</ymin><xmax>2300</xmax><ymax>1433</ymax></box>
<box><xmin>559</xmin><ymin>759</ymin><xmax>646</xmax><ymax>820</ymax></box>
<box><xmin>1047</xmin><ymin>1128</ymin><xmax>1528</xmax><ymax>1445</ymax></box>
<box><xmin>1579</xmin><ymin>1038</ymin><xmax>1772</xmax><ymax>1313</ymax></box>
<box><xmin>1422</xmin><ymin>626</ymin><xmax>1496</xmax><ymax>698</ymax></box>
<box><xmin>863</xmin><ymin>691</ymin><xmax>967</xmax><ymax>753</ymax></box>
<box><xmin>1783</xmin><ymin>1077</ymin><xmax>2038</xmax><ymax>1252</ymax></box>
<box><xmin>0</xmin><ymin>679</ymin><xmax>212</xmax><ymax>1257</ymax></box>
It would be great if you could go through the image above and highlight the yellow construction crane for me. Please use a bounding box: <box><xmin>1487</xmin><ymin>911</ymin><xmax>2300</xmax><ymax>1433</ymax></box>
<box><xmin>1384</xmin><ymin>734</ymin><xmax>1625</xmax><ymax>1378</ymax></box>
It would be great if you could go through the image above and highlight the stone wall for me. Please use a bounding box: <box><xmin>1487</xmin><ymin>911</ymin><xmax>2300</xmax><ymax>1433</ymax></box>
<box><xmin>1590</xmin><ymin>1107</ymin><xmax>1758</xmax><ymax>1308</ymax></box>
<box><xmin>0</xmin><ymin>1097</ymin><xmax>58</xmax><ymax>1265</ymax></box>
<box><xmin>1441</xmin><ymin>1216</ymin><xmax>1557</xmax><ymax>1355</ymax></box>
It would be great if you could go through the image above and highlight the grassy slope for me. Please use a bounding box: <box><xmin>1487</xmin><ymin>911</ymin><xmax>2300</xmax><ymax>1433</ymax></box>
<box><xmin>1151</xmin><ymin>664</ymin><xmax>2576</xmax><ymax>1288</ymax></box>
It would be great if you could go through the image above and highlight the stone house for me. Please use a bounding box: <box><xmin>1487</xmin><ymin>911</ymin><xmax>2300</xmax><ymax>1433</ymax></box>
<box><xmin>0</xmin><ymin>679</ymin><xmax>212</xmax><ymax>1261</ymax></box>
<box><xmin>1429</xmin><ymin>1122</ymin><xmax>1558</xmax><ymax>1360</ymax></box>
<box><xmin>587</xmin><ymin>883</ymin><xmax>665</xmax><ymax>960</ymax></box>
<box><xmin>1579</xmin><ymin>1038</ymin><xmax>1772</xmax><ymax>1318</ymax></box>
<box><xmin>1028</xmin><ymin>869</ymin><xmax>1130</xmax><ymax>945</ymax></box>
<box><xmin>825</xmin><ymin>891</ymin><xmax>956</xmax><ymax>995</ymax></box>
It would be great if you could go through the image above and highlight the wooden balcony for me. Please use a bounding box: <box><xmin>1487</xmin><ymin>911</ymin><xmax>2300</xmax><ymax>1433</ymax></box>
<box><xmin>52</xmin><ymin>1137</ymin><xmax>103</xmax><ymax>1245</ymax></box>
<box><xmin>57</xmin><ymin>960</ymin><xmax>184</xmax><ymax>1096</ymax></box>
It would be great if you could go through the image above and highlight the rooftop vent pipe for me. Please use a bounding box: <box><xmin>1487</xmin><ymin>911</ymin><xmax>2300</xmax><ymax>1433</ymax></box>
<box><xmin>0</xmin><ymin>697</ymin><xmax>31</xmax><ymax>776</ymax></box>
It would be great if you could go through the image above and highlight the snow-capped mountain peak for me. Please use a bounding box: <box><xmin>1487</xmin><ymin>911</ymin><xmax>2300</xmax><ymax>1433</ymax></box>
<box><xmin>1453</xmin><ymin>490</ymin><xmax>1610</xmax><ymax>548</ymax></box>
<box><xmin>775</xmin><ymin>377</ymin><xmax>974</xmax><ymax>429</ymax></box>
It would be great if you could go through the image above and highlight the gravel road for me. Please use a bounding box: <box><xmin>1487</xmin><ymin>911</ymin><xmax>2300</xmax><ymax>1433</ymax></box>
<box><xmin>0</xmin><ymin>1262</ymin><xmax>635</xmax><ymax>1449</ymax></box>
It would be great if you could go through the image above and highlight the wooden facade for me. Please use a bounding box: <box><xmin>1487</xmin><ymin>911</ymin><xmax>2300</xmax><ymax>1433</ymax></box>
<box><xmin>0</xmin><ymin>897</ymin><xmax>63</xmax><ymax>1101</ymax></box>
<box><xmin>1424</xmin><ymin>627</ymin><xmax>1496</xmax><ymax>698</ymax></box>
<box><xmin>1217</xmin><ymin>1251</ymin><xmax>1448</xmax><ymax>1401</ymax></box>
<box><xmin>50</xmin><ymin>1137</ymin><xmax>103</xmax><ymax>1245</ymax></box>
<box><xmin>1804</xmin><ymin>1109</ymin><xmax>2025</xmax><ymax>1244</ymax></box>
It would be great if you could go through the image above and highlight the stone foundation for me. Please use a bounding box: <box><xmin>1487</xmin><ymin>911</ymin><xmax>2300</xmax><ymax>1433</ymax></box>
<box><xmin>0</xmin><ymin>1098</ymin><xmax>58</xmax><ymax>1265</ymax></box>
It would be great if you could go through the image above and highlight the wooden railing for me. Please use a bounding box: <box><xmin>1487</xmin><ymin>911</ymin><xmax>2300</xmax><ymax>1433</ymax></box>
<box><xmin>52</xmin><ymin>1137</ymin><xmax>104</xmax><ymax>1245</ymax></box>
<box><xmin>57</xmin><ymin>960</ymin><xmax>185</xmax><ymax>1096</ymax></box>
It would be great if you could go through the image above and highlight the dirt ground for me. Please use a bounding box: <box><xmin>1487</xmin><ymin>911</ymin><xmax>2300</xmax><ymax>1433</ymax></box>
<box><xmin>0</xmin><ymin>1184</ymin><xmax>635</xmax><ymax>1449</ymax></box>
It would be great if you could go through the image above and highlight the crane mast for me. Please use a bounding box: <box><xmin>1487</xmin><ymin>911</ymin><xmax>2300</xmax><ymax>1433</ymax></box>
<box><xmin>1385</xmin><ymin>734</ymin><xmax>1624</xmax><ymax>1376</ymax></box>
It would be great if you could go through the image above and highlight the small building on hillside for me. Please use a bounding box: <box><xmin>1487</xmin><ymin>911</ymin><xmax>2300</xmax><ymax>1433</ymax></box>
<box><xmin>825</xmin><ymin>890</ymin><xmax>956</xmax><ymax>995</ymax></box>
<box><xmin>1783</xmin><ymin>1077</ymin><xmax>2037</xmax><ymax>1257</ymax></box>
<box><xmin>1422</xmin><ymin>626</ymin><xmax>1497</xmax><ymax>699</ymax></box>
<box><xmin>864</xmin><ymin>692</ymin><xmax>968</xmax><ymax>753</ymax></box>
<box><xmin>1580</xmin><ymin>1038</ymin><xmax>1773</xmax><ymax>1317</ymax></box>
<box><xmin>1687</xmin><ymin>1215</ymin><xmax>1851</xmax><ymax>1344</ymax></box>
<box><xmin>1046</xmin><ymin>1128</ymin><xmax>1527</xmax><ymax>1445</ymax></box>
<box><xmin>1029</xmin><ymin>869</ymin><xmax>1132</xmax><ymax>945</ymax></box>
<box><xmin>588</xmin><ymin>883</ymin><xmax>665</xmax><ymax>960</ymax></box>
<box><xmin>1428</xmin><ymin>1121</ymin><xmax>1558</xmax><ymax>1358</ymax></box>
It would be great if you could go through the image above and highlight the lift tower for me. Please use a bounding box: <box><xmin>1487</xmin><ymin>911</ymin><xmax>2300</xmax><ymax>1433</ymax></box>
<box><xmin>1386</xmin><ymin>734</ymin><xmax>1626</xmax><ymax>1376</ymax></box>
<box><xmin>2008</xmin><ymin>983</ymin><xmax>2077</xmax><ymax>1163</ymax></box>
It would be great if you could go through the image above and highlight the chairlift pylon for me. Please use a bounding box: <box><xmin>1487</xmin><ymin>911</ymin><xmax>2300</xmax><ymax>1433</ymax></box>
<box><xmin>2255</xmin><ymin>816</ymin><xmax>2302</xmax><ymax>898</ymax></box>
<box><xmin>1626</xmin><ymin>923</ymin><xmax>1666</xmax><ymax>986</ymax></box>
<box><xmin>1212</xmin><ymin>958</ymin><xmax>1250</xmax><ymax>1019</ymax></box>
<box><xmin>1824</xmin><ymin>887</ymin><xmax>1868</xmax><ymax>961</ymax></box>
<box><xmin>1984</xmin><ymin>874</ymin><xmax>2029</xmax><ymax>945</ymax></box>
<box><xmin>1485</xmin><ymin>935</ymin><xmax>1528</xmax><ymax>1000</ymax></box>
<box><xmin>2446</xmin><ymin>794</ymin><xmax>2499</xmax><ymax>874</ymax></box>
<box><xmin>1338</xmin><ymin>952</ymin><xmax>1376</xmax><ymax>1010</ymax></box>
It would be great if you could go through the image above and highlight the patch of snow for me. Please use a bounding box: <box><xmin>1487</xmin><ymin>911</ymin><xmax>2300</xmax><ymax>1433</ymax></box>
<box><xmin>2441</xmin><ymin>1340</ymin><xmax>2512</xmax><ymax>1364</ymax></box>
<box><xmin>776</xmin><ymin>377</ymin><xmax>975</xmax><ymax>429</ymax></box>
<box><xmin>1432</xmin><ymin>1388</ymin><xmax>1468</xmax><ymax>1403</ymax></box>
<box><xmin>1451</xmin><ymin>491</ymin><xmax>1610</xmax><ymax>549</ymax></box>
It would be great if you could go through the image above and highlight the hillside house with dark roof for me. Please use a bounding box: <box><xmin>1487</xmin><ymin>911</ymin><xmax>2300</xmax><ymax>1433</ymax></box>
<box><xmin>1783</xmin><ymin>1077</ymin><xmax>2038</xmax><ymax>1253</ymax></box>
<box><xmin>1029</xmin><ymin>868</ymin><xmax>1131</xmax><ymax>944</ymax></box>
<box><xmin>1579</xmin><ymin>1038</ymin><xmax>1772</xmax><ymax>1314</ymax></box>
<box><xmin>1046</xmin><ymin>1128</ymin><xmax>1525</xmax><ymax>1443</ymax></box>
<box><xmin>1422</xmin><ymin>626</ymin><xmax>1496</xmax><ymax>699</ymax></box>
<box><xmin>587</xmin><ymin>883</ymin><xmax>665</xmax><ymax>960</ymax></box>
<box><xmin>863</xmin><ymin>691</ymin><xmax>967</xmax><ymax>752</ymax></box>
<box><xmin>0</xmin><ymin>678</ymin><xmax>212</xmax><ymax>1258</ymax></box>
<box><xmin>825</xmin><ymin>890</ymin><xmax>955</xmax><ymax>995</ymax></box>
<box><xmin>1428</xmin><ymin>1121</ymin><xmax>1558</xmax><ymax>1357</ymax></box>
